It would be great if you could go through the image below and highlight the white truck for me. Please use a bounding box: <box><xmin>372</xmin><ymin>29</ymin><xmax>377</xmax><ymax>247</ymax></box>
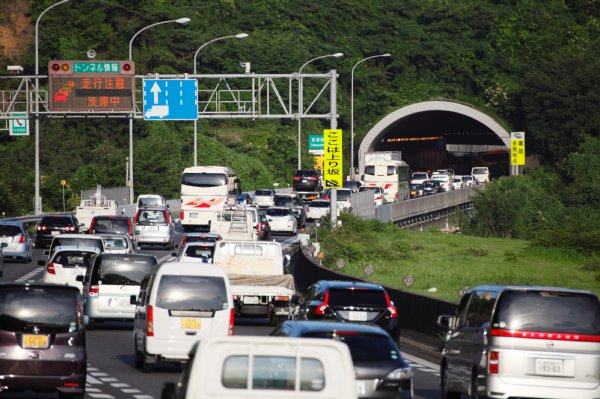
<box><xmin>212</xmin><ymin>240</ymin><xmax>293</xmax><ymax>325</ymax></box>
<box><xmin>210</xmin><ymin>207</ymin><xmax>259</xmax><ymax>241</ymax></box>
<box><xmin>75</xmin><ymin>186</ymin><xmax>119</xmax><ymax>232</ymax></box>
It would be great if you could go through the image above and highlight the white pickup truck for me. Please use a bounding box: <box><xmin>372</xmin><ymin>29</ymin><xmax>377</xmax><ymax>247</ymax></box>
<box><xmin>212</xmin><ymin>240</ymin><xmax>293</xmax><ymax>325</ymax></box>
<box><xmin>75</xmin><ymin>191</ymin><xmax>118</xmax><ymax>232</ymax></box>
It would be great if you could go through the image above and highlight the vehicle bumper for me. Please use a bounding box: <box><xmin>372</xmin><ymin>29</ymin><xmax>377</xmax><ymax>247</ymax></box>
<box><xmin>135</xmin><ymin>235</ymin><xmax>171</xmax><ymax>244</ymax></box>
<box><xmin>487</xmin><ymin>375</ymin><xmax>600</xmax><ymax>399</ymax></box>
<box><xmin>1</xmin><ymin>245</ymin><xmax>29</xmax><ymax>259</ymax></box>
<box><xmin>356</xmin><ymin>378</ymin><xmax>412</xmax><ymax>398</ymax></box>
<box><xmin>0</xmin><ymin>370</ymin><xmax>86</xmax><ymax>394</ymax></box>
<box><xmin>85</xmin><ymin>297</ymin><xmax>135</xmax><ymax>320</ymax></box>
<box><xmin>145</xmin><ymin>337</ymin><xmax>197</xmax><ymax>361</ymax></box>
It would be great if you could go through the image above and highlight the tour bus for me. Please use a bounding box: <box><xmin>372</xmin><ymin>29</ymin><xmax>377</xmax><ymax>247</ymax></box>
<box><xmin>180</xmin><ymin>166</ymin><xmax>240</xmax><ymax>232</ymax></box>
<box><xmin>362</xmin><ymin>159</ymin><xmax>410</xmax><ymax>202</ymax></box>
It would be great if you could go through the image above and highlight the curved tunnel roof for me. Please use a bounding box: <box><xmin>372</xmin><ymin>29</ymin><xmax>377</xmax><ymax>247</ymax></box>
<box><xmin>357</xmin><ymin>100</ymin><xmax>511</xmax><ymax>173</ymax></box>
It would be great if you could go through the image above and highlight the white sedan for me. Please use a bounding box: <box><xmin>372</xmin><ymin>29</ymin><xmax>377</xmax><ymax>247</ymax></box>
<box><xmin>266</xmin><ymin>207</ymin><xmax>297</xmax><ymax>235</ymax></box>
<box><xmin>306</xmin><ymin>199</ymin><xmax>331</xmax><ymax>221</ymax></box>
<box><xmin>99</xmin><ymin>234</ymin><xmax>136</xmax><ymax>254</ymax></box>
<box><xmin>41</xmin><ymin>245</ymin><xmax>101</xmax><ymax>292</ymax></box>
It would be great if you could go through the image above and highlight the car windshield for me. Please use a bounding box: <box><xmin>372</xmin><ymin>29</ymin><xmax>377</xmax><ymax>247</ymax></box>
<box><xmin>182</xmin><ymin>173</ymin><xmax>227</xmax><ymax>187</ymax></box>
<box><xmin>0</xmin><ymin>225</ymin><xmax>22</xmax><ymax>236</ymax></box>
<box><xmin>492</xmin><ymin>290</ymin><xmax>600</xmax><ymax>335</ymax></box>
<box><xmin>156</xmin><ymin>275</ymin><xmax>228</xmax><ymax>311</ymax></box>
<box><xmin>267</xmin><ymin>208</ymin><xmax>290</xmax><ymax>217</ymax></box>
<box><xmin>41</xmin><ymin>217</ymin><xmax>73</xmax><ymax>227</ymax></box>
<box><xmin>304</xmin><ymin>332</ymin><xmax>403</xmax><ymax>362</ymax></box>
<box><xmin>93</xmin><ymin>255</ymin><xmax>157</xmax><ymax>285</ymax></box>
<box><xmin>328</xmin><ymin>288</ymin><xmax>387</xmax><ymax>308</ymax></box>
<box><xmin>52</xmin><ymin>250</ymin><xmax>96</xmax><ymax>268</ymax></box>
<box><xmin>0</xmin><ymin>286</ymin><xmax>78</xmax><ymax>333</ymax></box>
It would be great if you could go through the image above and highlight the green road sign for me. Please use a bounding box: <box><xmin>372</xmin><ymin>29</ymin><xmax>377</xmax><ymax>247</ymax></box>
<box><xmin>9</xmin><ymin>113</ymin><xmax>29</xmax><ymax>136</ymax></box>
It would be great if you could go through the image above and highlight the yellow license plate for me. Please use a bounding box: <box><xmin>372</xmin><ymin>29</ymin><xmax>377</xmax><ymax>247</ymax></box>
<box><xmin>23</xmin><ymin>334</ymin><xmax>48</xmax><ymax>349</ymax></box>
<box><xmin>180</xmin><ymin>319</ymin><xmax>201</xmax><ymax>329</ymax></box>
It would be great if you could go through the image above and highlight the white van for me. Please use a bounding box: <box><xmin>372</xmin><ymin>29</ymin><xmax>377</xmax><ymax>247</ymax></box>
<box><xmin>132</xmin><ymin>261</ymin><xmax>234</xmax><ymax>372</ymax></box>
<box><xmin>471</xmin><ymin>166</ymin><xmax>490</xmax><ymax>183</ymax></box>
<box><xmin>136</xmin><ymin>194</ymin><xmax>167</xmax><ymax>211</ymax></box>
<box><xmin>160</xmin><ymin>336</ymin><xmax>358</xmax><ymax>399</ymax></box>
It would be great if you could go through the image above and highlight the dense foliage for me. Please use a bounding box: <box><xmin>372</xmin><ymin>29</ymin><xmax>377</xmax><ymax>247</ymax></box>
<box><xmin>0</xmin><ymin>1</ymin><xmax>599</xmax><ymax>230</ymax></box>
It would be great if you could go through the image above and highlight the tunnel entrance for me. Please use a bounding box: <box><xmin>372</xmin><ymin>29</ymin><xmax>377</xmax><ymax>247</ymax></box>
<box><xmin>358</xmin><ymin>101</ymin><xmax>511</xmax><ymax>179</ymax></box>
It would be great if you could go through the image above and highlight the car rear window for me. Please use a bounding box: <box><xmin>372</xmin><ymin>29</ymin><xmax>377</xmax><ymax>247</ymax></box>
<box><xmin>0</xmin><ymin>286</ymin><xmax>79</xmax><ymax>333</ymax></box>
<box><xmin>492</xmin><ymin>290</ymin><xmax>600</xmax><ymax>335</ymax></box>
<box><xmin>472</xmin><ymin>168</ymin><xmax>488</xmax><ymax>174</ymax></box>
<box><xmin>328</xmin><ymin>288</ymin><xmax>387</xmax><ymax>308</ymax></box>
<box><xmin>412</xmin><ymin>173</ymin><xmax>428</xmax><ymax>179</ymax></box>
<box><xmin>0</xmin><ymin>225</ymin><xmax>22</xmax><ymax>236</ymax></box>
<box><xmin>156</xmin><ymin>275</ymin><xmax>228</xmax><ymax>311</ymax></box>
<box><xmin>274</xmin><ymin>197</ymin><xmax>293</xmax><ymax>207</ymax></box>
<box><xmin>336</xmin><ymin>191</ymin><xmax>351</xmax><ymax>200</ymax></box>
<box><xmin>103</xmin><ymin>236</ymin><xmax>130</xmax><ymax>251</ymax></box>
<box><xmin>182</xmin><ymin>173</ymin><xmax>227</xmax><ymax>187</ymax></box>
<box><xmin>296</xmin><ymin>170</ymin><xmax>317</xmax><ymax>177</ymax></box>
<box><xmin>305</xmin><ymin>332</ymin><xmax>401</xmax><ymax>362</ymax></box>
<box><xmin>309</xmin><ymin>201</ymin><xmax>329</xmax><ymax>208</ymax></box>
<box><xmin>92</xmin><ymin>255</ymin><xmax>157</xmax><ymax>285</ymax></box>
<box><xmin>53</xmin><ymin>250</ymin><xmax>97</xmax><ymax>268</ymax></box>
<box><xmin>51</xmin><ymin>237</ymin><xmax>103</xmax><ymax>253</ymax></box>
<box><xmin>40</xmin><ymin>217</ymin><xmax>73</xmax><ymax>227</ymax></box>
<box><xmin>136</xmin><ymin>210</ymin><xmax>167</xmax><ymax>224</ymax></box>
<box><xmin>92</xmin><ymin>218</ymin><xmax>129</xmax><ymax>234</ymax></box>
<box><xmin>255</xmin><ymin>190</ymin><xmax>273</xmax><ymax>196</ymax></box>
<box><xmin>184</xmin><ymin>244</ymin><xmax>215</xmax><ymax>259</ymax></box>
<box><xmin>267</xmin><ymin>208</ymin><xmax>290</xmax><ymax>217</ymax></box>
<box><xmin>359</xmin><ymin>187</ymin><xmax>380</xmax><ymax>193</ymax></box>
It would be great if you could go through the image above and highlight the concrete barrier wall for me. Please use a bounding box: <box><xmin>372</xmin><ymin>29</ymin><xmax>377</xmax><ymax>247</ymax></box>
<box><xmin>293</xmin><ymin>245</ymin><xmax>457</xmax><ymax>339</ymax></box>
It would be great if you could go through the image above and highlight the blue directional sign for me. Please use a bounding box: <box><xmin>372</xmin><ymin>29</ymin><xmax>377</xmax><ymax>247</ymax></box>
<box><xmin>143</xmin><ymin>79</ymin><xmax>198</xmax><ymax>121</ymax></box>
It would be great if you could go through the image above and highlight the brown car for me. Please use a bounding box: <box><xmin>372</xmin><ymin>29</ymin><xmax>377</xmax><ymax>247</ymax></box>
<box><xmin>0</xmin><ymin>283</ymin><xmax>86</xmax><ymax>398</ymax></box>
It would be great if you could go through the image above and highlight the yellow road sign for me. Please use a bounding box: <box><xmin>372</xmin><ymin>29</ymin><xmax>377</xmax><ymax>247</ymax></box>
<box><xmin>511</xmin><ymin>132</ymin><xmax>525</xmax><ymax>166</ymax></box>
<box><xmin>323</xmin><ymin>129</ymin><xmax>343</xmax><ymax>188</ymax></box>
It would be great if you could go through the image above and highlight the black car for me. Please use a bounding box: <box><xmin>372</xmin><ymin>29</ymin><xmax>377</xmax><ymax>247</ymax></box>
<box><xmin>291</xmin><ymin>280</ymin><xmax>400</xmax><ymax>339</ymax></box>
<box><xmin>271</xmin><ymin>321</ymin><xmax>413</xmax><ymax>399</ymax></box>
<box><xmin>343</xmin><ymin>180</ymin><xmax>363</xmax><ymax>192</ymax></box>
<box><xmin>35</xmin><ymin>215</ymin><xmax>82</xmax><ymax>248</ymax></box>
<box><xmin>292</xmin><ymin>169</ymin><xmax>322</xmax><ymax>193</ymax></box>
<box><xmin>422</xmin><ymin>180</ymin><xmax>442</xmax><ymax>195</ymax></box>
<box><xmin>88</xmin><ymin>216</ymin><xmax>133</xmax><ymax>239</ymax></box>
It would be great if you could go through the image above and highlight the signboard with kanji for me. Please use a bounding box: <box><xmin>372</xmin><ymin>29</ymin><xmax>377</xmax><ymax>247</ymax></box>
<box><xmin>323</xmin><ymin>129</ymin><xmax>343</xmax><ymax>188</ymax></box>
<box><xmin>308</xmin><ymin>135</ymin><xmax>324</xmax><ymax>150</ymax></box>
<box><xmin>511</xmin><ymin>131</ymin><xmax>525</xmax><ymax>166</ymax></box>
<box><xmin>48</xmin><ymin>60</ymin><xmax>135</xmax><ymax>112</ymax></box>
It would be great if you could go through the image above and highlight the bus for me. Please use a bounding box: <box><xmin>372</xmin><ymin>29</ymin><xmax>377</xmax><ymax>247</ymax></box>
<box><xmin>179</xmin><ymin>166</ymin><xmax>240</xmax><ymax>232</ymax></box>
<box><xmin>362</xmin><ymin>159</ymin><xmax>410</xmax><ymax>202</ymax></box>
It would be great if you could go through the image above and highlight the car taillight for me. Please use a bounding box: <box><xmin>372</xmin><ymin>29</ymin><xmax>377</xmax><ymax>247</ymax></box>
<box><xmin>313</xmin><ymin>290</ymin><xmax>330</xmax><ymax>316</ymax></box>
<box><xmin>128</xmin><ymin>219</ymin><xmax>133</xmax><ymax>236</ymax></box>
<box><xmin>375</xmin><ymin>196</ymin><xmax>382</xmax><ymax>200</ymax></box>
<box><xmin>88</xmin><ymin>285</ymin><xmax>99</xmax><ymax>297</ymax></box>
<box><xmin>89</xmin><ymin>220</ymin><xmax>95</xmax><ymax>232</ymax></box>
<box><xmin>308</xmin><ymin>176</ymin><xmax>317</xmax><ymax>180</ymax></box>
<box><xmin>37</xmin><ymin>225</ymin><xmax>47</xmax><ymax>231</ymax></box>
<box><xmin>384</xmin><ymin>292</ymin><xmax>398</xmax><ymax>318</ymax></box>
<box><xmin>18</xmin><ymin>234</ymin><xmax>25</xmax><ymax>243</ymax></box>
<box><xmin>147</xmin><ymin>305</ymin><xmax>154</xmax><ymax>336</ymax></box>
<box><xmin>293</xmin><ymin>176</ymin><xmax>300</xmax><ymax>181</ymax></box>
<box><xmin>63</xmin><ymin>382</ymin><xmax>80</xmax><ymax>388</ymax></box>
<box><xmin>488</xmin><ymin>351</ymin><xmax>499</xmax><ymax>374</ymax></box>
<box><xmin>179</xmin><ymin>209</ymin><xmax>184</xmax><ymax>220</ymax></box>
<box><xmin>181</xmin><ymin>236</ymin><xmax>187</xmax><ymax>246</ymax></box>
<box><xmin>228</xmin><ymin>308</ymin><xmax>235</xmax><ymax>336</ymax></box>
<box><xmin>165</xmin><ymin>212</ymin><xmax>171</xmax><ymax>224</ymax></box>
<box><xmin>134</xmin><ymin>212</ymin><xmax>140</xmax><ymax>223</ymax></box>
<box><xmin>66</xmin><ymin>226</ymin><xmax>75</xmax><ymax>232</ymax></box>
<box><xmin>46</xmin><ymin>263</ymin><xmax>56</xmax><ymax>275</ymax></box>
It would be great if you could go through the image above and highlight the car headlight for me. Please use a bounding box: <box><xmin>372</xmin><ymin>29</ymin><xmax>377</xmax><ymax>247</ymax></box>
<box><xmin>386</xmin><ymin>367</ymin><xmax>412</xmax><ymax>380</ymax></box>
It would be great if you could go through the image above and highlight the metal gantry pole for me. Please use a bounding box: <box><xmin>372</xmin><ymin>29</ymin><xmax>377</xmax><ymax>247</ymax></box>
<box><xmin>330</xmin><ymin>69</ymin><xmax>338</xmax><ymax>226</ymax></box>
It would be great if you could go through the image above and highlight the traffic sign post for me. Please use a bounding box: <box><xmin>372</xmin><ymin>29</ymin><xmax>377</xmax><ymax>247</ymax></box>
<box><xmin>48</xmin><ymin>60</ymin><xmax>135</xmax><ymax>112</ymax></box>
<box><xmin>9</xmin><ymin>113</ymin><xmax>29</xmax><ymax>136</ymax></box>
<box><xmin>143</xmin><ymin>79</ymin><xmax>198</xmax><ymax>121</ymax></box>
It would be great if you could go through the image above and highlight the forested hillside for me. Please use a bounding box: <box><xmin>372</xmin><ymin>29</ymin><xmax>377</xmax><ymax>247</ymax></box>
<box><xmin>0</xmin><ymin>0</ymin><xmax>599</xmax><ymax>222</ymax></box>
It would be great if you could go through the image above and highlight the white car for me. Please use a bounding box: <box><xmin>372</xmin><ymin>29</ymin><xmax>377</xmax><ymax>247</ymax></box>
<box><xmin>471</xmin><ymin>166</ymin><xmax>490</xmax><ymax>183</ymax></box>
<box><xmin>306</xmin><ymin>199</ymin><xmax>331</xmax><ymax>221</ymax></box>
<box><xmin>431</xmin><ymin>174</ymin><xmax>453</xmax><ymax>191</ymax></box>
<box><xmin>359</xmin><ymin>186</ymin><xmax>386</xmax><ymax>206</ymax></box>
<box><xmin>265</xmin><ymin>207</ymin><xmax>297</xmax><ymax>235</ymax></box>
<box><xmin>41</xmin><ymin>245</ymin><xmax>101</xmax><ymax>292</ymax></box>
<box><xmin>323</xmin><ymin>188</ymin><xmax>353</xmax><ymax>211</ymax></box>
<box><xmin>461</xmin><ymin>175</ymin><xmax>476</xmax><ymax>187</ymax></box>
<box><xmin>410</xmin><ymin>171</ymin><xmax>430</xmax><ymax>185</ymax></box>
<box><xmin>253</xmin><ymin>189</ymin><xmax>276</xmax><ymax>208</ymax></box>
<box><xmin>451</xmin><ymin>176</ymin><xmax>463</xmax><ymax>189</ymax></box>
<box><xmin>99</xmin><ymin>234</ymin><xmax>136</xmax><ymax>254</ymax></box>
<box><xmin>173</xmin><ymin>241</ymin><xmax>216</xmax><ymax>263</ymax></box>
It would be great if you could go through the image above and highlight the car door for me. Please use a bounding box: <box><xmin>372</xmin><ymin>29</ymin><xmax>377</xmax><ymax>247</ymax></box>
<box><xmin>444</xmin><ymin>292</ymin><xmax>471</xmax><ymax>392</ymax></box>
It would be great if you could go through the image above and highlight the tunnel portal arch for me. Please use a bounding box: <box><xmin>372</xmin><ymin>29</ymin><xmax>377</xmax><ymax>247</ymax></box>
<box><xmin>357</xmin><ymin>101</ymin><xmax>512</xmax><ymax>178</ymax></box>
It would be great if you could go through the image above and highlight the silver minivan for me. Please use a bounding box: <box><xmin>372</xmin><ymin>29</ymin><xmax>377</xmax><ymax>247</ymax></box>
<box><xmin>134</xmin><ymin>206</ymin><xmax>175</xmax><ymax>249</ymax></box>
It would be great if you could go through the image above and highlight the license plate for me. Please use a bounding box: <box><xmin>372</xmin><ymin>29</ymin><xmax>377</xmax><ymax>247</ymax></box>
<box><xmin>51</xmin><ymin>231</ymin><xmax>60</xmax><ymax>236</ymax></box>
<box><xmin>302</xmin><ymin>179</ymin><xmax>307</xmax><ymax>183</ymax></box>
<box><xmin>109</xmin><ymin>298</ymin><xmax>125</xmax><ymax>307</ymax></box>
<box><xmin>190</xmin><ymin>213</ymin><xmax>198</xmax><ymax>219</ymax></box>
<box><xmin>23</xmin><ymin>334</ymin><xmax>48</xmax><ymax>349</ymax></box>
<box><xmin>243</xmin><ymin>296</ymin><xmax>259</xmax><ymax>305</ymax></box>
<box><xmin>348</xmin><ymin>311</ymin><xmax>368</xmax><ymax>321</ymax></box>
<box><xmin>535</xmin><ymin>359</ymin><xmax>563</xmax><ymax>376</ymax></box>
<box><xmin>180</xmin><ymin>319</ymin><xmax>201</xmax><ymax>329</ymax></box>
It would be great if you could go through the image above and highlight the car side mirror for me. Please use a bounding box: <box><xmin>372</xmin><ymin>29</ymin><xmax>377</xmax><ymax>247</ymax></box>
<box><xmin>161</xmin><ymin>382</ymin><xmax>176</xmax><ymax>399</ymax></box>
<box><xmin>283</xmin><ymin>255</ymin><xmax>291</xmax><ymax>267</ymax></box>
<box><xmin>171</xmin><ymin>252</ymin><xmax>177</xmax><ymax>257</ymax></box>
<box><xmin>130</xmin><ymin>295</ymin><xmax>138</xmax><ymax>306</ymax></box>
<box><xmin>437</xmin><ymin>315</ymin><xmax>456</xmax><ymax>330</ymax></box>
<box><xmin>75</xmin><ymin>275</ymin><xmax>84</xmax><ymax>282</ymax></box>
<box><xmin>43</xmin><ymin>250</ymin><xmax>49</xmax><ymax>256</ymax></box>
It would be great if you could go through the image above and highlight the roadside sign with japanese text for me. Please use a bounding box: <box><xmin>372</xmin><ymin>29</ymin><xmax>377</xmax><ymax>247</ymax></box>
<box><xmin>308</xmin><ymin>134</ymin><xmax>324</xmax><ymax>150</ymax></box>
<box><xmin>48</xmin><ymin>60</ymin><xmax>135</xmax><ymax>112</ymax></box>
<box><xmin>9</xmin><ymin>112</ymin><xmax>29</xmax><ymax>136</ymax></box>
<box><xmin>511</xmin><ymin>131</ymin><xmax>525</xmax><ymax>166</ymax></box>
<box><xmin>323</xmin><ymin>129</ymin><xmax>343</xmax><ymax>188</ymax></box>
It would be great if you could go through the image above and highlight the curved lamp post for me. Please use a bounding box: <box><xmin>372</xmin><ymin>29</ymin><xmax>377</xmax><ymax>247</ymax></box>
<box><xmin>192</xmin><ymin>32</ymin><xmax>249</xmax><ymax>166</ymax></box>
<box><xmin>297</xmin><ymin>52</ymin><xmax>343</xmax><ymax>170</ymax></box>
<box><xmin>127</xmin><ymin>17</ymin><xmax>191</xmax><ymax>203</ymax></box>
<box><xmin>350</xmin><ymin>53</ymin><xmax>391</xmax><ymax>179</ymax></box>
<box><xmin>34</xmin><ymin>0</ymin><xmax>71</xmax><ymax>214</ymax></box>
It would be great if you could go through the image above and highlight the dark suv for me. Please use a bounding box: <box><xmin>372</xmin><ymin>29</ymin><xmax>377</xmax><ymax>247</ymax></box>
<box><xmin>293</xmin><ymin>170</ymin><xmax>322</xmax><ymax>193</ymax></box>
<box><xmin>88</xmin><ymin>215</ymin><xmax>133</xmax><ymax>239</ymax></box>
<box><xmin>0</xmin><ymin>283</ymin><xmax>86</xmax><ymax>398</ymax></box>
<box><xmin>35</xmin><ymin>215</ymin><xmax>81</xmax><ymax>248</ymax></box>
<box><xmin>291</xmin><ymin>280</ymin><xmax>399</xmax><ymax>339</ymax></box>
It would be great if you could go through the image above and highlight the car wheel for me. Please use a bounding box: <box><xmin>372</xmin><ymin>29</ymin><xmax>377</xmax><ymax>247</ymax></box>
<box><xmin>441</xmin><ymin>363</ymin><xmax>460</xmax><ymax>399</ymax></box>
<box><xmin>141</xmin><ymin>353</ymin><xmax>155</xmax><ymax>373</ymax></box>
<box><xmin>470</xmin><ymin>371</ymin><xmax>488</xmax><ymax>399</ymax></box>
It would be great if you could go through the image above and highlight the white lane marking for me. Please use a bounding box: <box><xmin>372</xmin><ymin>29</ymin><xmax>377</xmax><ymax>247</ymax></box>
<box><xmin>122</xmin><ymin>388</ymin><xmax>142</xmax><ymax>393</ymax></box>
<box><xmin>133</xmin><ymin>395</ymin><xmax>154</xmax><ymax>399</ymax></box>
<box><xmin>111</xmin><ymin>383</ymin><xmax>130</xmax><ymax>388</ymax></box>
<box><xmin>87</xmin><ymin>375</ymin><xmax>103</xmax><ymax>384</ymax></box>
<box><xmin>100</xmin><ymin>377</ymin><xmax>119</xmax><ymax>382</ymax></box>
<box><xmin>86</xmin><ymin>388</ymin><xmax>102</xmax><ymax>392</ymax></box>
<box><xmin>402</xmin><ymin>352</ymin><xmax>440</xmax><ymax>371</ymax></box>
<box><xmin>88</xmin><ymin>394</ymin><xmax>115</xmax><ymax>398</ymax></box>
<box><xmin>85</xmin><ymin>363</ymin><xmax>155</xmax><ymax>398</ymax></box>
<box><xmin>90</xmin><ymin>372</ymin><xmax>109</xmax><ymax>377</ymax></box>
<box><xmin>15</xmin><ymin>266</ymin><xmax>44</xmax><ymax>282</ymax></box>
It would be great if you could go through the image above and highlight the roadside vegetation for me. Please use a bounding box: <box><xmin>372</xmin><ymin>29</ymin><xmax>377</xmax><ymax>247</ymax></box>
<box><xmin>315</xmin><ymin>213</ymin><xmax>600</xmax><ymax>303</ymax></box>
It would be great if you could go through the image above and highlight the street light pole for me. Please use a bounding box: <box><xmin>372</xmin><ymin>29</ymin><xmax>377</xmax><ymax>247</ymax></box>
<box><xmin>34</xmin><ymin>0</ymin><xmax>71</xmax><ymax>215</ymax></box>
<box><xmin>127</xmin><ymin>17</ymin><xmax>191</xmax><ymax>203</ymax></box>
<box><xmin>350</xmin><ymin>53</ymin><xmax>390</xmax><ymax>179</ymax></box>
<box><xmin>297</xmin><ymin>52</ymin><xmax>343</xmax><ymax>170</ymax></box>
<box><xmin>192</xmin><ymin>33</ymin><xmax>248</xmax><ymax>166</ymax></box>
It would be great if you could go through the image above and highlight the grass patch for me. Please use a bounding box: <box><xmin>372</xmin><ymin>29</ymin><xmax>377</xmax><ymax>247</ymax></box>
<box><xmin>316</xmin><ymin>214</ymin><xmax>600</xmax><ymax>302</ymax></box>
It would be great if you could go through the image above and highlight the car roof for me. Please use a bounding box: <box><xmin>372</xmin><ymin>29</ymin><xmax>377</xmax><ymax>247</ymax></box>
<box><xmin>51</xmin><ymin>245</ymin><xmax>102</xmax><ymax>254</ymax></box>
<box><xmin>0</xmin><ymin>220</ymin><xmax>25</xmax><ymax>227</ymax></box>
<box><xmin>136</xmin><ymin>205</ymin><xmax>169</xmax><ymax>211</ymax></box>
<box><xmin>157</xmin><ymin>261</ymin><xmax>228</xmax><ymax>277</ymax></box>
<box><xmin>95</xmin><ymin>233</ymin><xmax>131</xmax><ymax>239</ymax></box>
<box><xmin>309</xmin><ymin>200</ymin><xmax>330</xmax><ymax>204</ymax></box>
<box><xmin>280</xmin><ymin>320</ymin><xmax>390</xmax><ymax>336</ymax></box>
<box><xmin>92</xmin><ymin>215</ymin><xmax>130</xmax><ymax>220</ymax></box>
<box><xmin>52</xmin><ymin>234</ymin><xmax>103</xmax><ymax>239</ymax></box>
<box><xmin>97</xmin><ymin>253</ymin><xmax>157</xmax><ymax>261</ymax></box>
<box><xmin>0</xmin><ymin>282</ymin><xmax>80</xmax><ymax>293</ymax></box>
<box><xmin>468</xmin><ymin>284</ymin><xmax>596</xmax><ymax>297</ymax></box>
<box><xmin>314</xmin><ymin>280</ymin><xmax>385</xmax><ymax>291</ymax></box>
<box><xmin>184</xmin><ymin>232</ymin><xmax>222</xmax><ymax>239</ymax></box>
<box><xmin>267</xmin><ymin>206</ymin><xmax>291</xmax><ymax>211</ymax></box>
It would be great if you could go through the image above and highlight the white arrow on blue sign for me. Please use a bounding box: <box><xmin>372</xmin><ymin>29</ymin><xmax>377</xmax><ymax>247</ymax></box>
<box><xmin>143</xmin><ymin>79</ymin><xmax>198</xmax><ymax>121</ymax></box>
